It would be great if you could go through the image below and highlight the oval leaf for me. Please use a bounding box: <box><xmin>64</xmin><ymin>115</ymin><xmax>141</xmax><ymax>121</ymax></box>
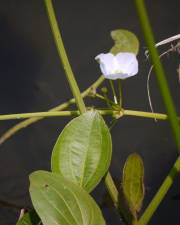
<box><xmin>110</xmin><ymin>29</ymin><xmax>139</xmax><ymax>55</ymax></box>
<box><xmin>29</xmin><ymin>171</ymin><xmax>106</xmax><ymax>225</ymax></box>
<box><xmin>51</xmin><ymin>111</ymin><xmax>112</xmax><ymax>192</ymax></box>
<box><xmin>122</xmin><ymin>153</ymin><xmax>144</xmax><ymax>216</ymax></box>
<box><xmin>16</xmin><ymin>210</ymin><xmax>40</xmax><ymax>225</ymax></box>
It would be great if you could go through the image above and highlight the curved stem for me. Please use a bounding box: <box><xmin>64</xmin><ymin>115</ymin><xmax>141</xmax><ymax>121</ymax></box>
<box><xmin>44</xmin><ymin>0</ymin><xmax>86</xmax><ymax>113</ymax></box>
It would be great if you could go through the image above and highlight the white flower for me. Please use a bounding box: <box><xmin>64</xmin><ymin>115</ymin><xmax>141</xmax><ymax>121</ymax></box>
<box><xmin>95</xmin><ymin>52</ymin><xmax>138</xmax><ymax>80</ymax></box>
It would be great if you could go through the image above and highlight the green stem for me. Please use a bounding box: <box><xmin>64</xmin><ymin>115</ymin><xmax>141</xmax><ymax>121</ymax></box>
<box><xmin>134</xmin><ymin>0</ymin><xmax>180</xmax><ymax>152</ymax></box>
<box><xmin>44</xmin><ymin>0</ymin><xmax>86</xmax><ymax>113</ymax></box>
<box><xmin>104</xmin><ymin>172</ymin><xmax>119</xmax><ymax>207</ymax></box>
<box><xmin>123</xmin><ymin>109</ymin><xmax>168</xmax><ymax>120</ymax></box>
<box><xmin>138</xmin><ymin>156</ymin><xmax>180</xmax><ymax>225</ymax></box>
<box><xmin>0</xmin><ymin>109</ymin><xmax>175</xmax><ymax>121</ymax></box>
<box><xmin>109</xmin><ymin>80</ymin><xmax>118</xmax><ymax>104</ymax></box>
<box><xmin>95</xmin><ymin>93</ymin><xmax>117</xmax><ymax>108</ymax></box>
<box><xmin>134</xmin><ymin>1</ymin><xmax>180</xmax><ymax>224</ymax></box>
<box><xmin>0</xmin><ymin>76</ymin><xmax>104</xmax><ymax>145</ymax></box>
<box><xmin>95</xmin><ymin>93</ymin><xmax>177</xmax><ymax>120</ymax></box>
<box><xmin>0</xmin><ymin>111</ymin><xmax>79</xmax><ymax>120</ymax></box>
<box><xmin>44</xmin><ymin>1</ymin><xmax>119</xmax><ymax>217</ymax></box>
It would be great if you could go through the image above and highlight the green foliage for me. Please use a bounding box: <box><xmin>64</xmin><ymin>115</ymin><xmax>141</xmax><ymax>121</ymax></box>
<box><xmin>16</xmin><ymin>210</ymin><xmax>40</xmax><ymax>225</ymax></box>
<box><xmin>122</xmin><ymin>153</ymin><xmax>145</xmax><ymax>218</ymax></box>
<box><xmin>110</xmin><ymin>29</ymin><xmax>139</xmax><ymax>55</ymax></box>
<box><xmin>29</xmin><ymin>171</ymin><xmax>106</xmax><ymax>225</ymax></box>
<box><xmin>51</xmin><ymin>111</ymin><xmax>112</xmax><ymax>192</ymax></box>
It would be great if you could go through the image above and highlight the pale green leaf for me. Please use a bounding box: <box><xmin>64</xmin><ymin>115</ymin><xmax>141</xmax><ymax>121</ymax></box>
<box><xmin>110</xmin><ymin>29</ymin><xmax>139</xmax><ymax>55</ymax></box>
<box><xmin>122</xmin><ymin>153</ymin><xmax>144</xmax><ymax>216</ymax></box>
<box><xmin>51</xmin><ymin>111</ymin><xmax>112</xmax><ymax>192</ymax></box>
<box><xmin>29</xmin><ymin>171</ymin><xmax>106</xmax><ymax>225</ymax></box>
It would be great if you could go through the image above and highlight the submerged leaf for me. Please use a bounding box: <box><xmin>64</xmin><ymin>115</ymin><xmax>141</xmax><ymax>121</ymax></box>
<box><xmin>51</xmin><ymin>111</ymin><xmax>112</xmax><ymax>192</ymax></box>
<box><xmin>110</xmin><ymin>29</ymin><xmax>139</xmax><ymax>55</ymax></box>
<box><xmin>29</xmin><ymin>171</ymin><xmax>106</xmax><ymax>225</ymax></box>
<box><xmin>122</xmin><ymin>153</ymin><xmax>145</xmax><ymax>216</ymax></box>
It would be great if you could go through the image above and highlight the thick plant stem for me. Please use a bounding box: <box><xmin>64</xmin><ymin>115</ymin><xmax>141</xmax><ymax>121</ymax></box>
<box><xmin>105</xmin><ymin>172</ymin><xmax>136</xmax><ymax>225</ymax></box>
<box><xmin>0</xmin><ymin>109</ymin><xmax>176</xmax><ymax>121</ymax></box>
<box><xmin>0</xmin><ymin>76</ymin><xmax>104</xmax><ymax>145</ymax></box>
<box><xmin>104</xmin><ymin>172</ymin><xmax>119</xmax><ymax>208</ymax></box>
<box><xmin>134</xmin><ymin>1</ymin><xmax>180</xmax><ymax>224</ymax></box>
<box><xmin>138</xmin><ymin>156</ymin><xmax>180</xmax><ymax>225</ymax></box>
<box><xmin>44</xmin><ymin>0</ymin><xmax>120</xmax><ymax>218</ymax></box>
<box><xmin>44</xmin><ymin>0</ymin><xmax>86</xmax><ymax>113</ymax></box>
<box><xmin>0</xmin><ymin>111</ymin><xmax>79</xmax><ymax>120</ymax></box>
<box><xmin>0</xmin><ymin>103</ymin><xmax>178</xmax><ymax>145</ymax></box>
<box><xmin>123</xmin><ymin>110</ymin><xmax>169</xmax><ymax>120</ymax></box>
<box><xmin>134</xmin><ymin>0</ymin><xmax>180</xmax><ymax>151</ymax></box>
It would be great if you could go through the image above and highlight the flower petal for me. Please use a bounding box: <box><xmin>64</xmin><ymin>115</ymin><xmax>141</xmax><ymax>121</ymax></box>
<box><xmin>95</xmin><ymin>53</ymin><xmax>116</xmax><ymax>76</ymax></box>
<box><xmin>115</xmin><ymin>52</ymin><xmax>138</xmax><ymax>76</ymax></box>
<box><xmin>95</xmin><ymin>52</ymin><xmax>138</xmax><ymax>80</ymax></box>
<box><xmin>103</xmin><ymin>73</ymin><xmax>124</xmax><ymax>80</ymax></box>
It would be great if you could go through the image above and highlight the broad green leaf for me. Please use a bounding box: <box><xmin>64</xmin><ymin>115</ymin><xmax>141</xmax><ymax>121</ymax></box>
<box><xmin>16</xmin><ymin>210</ymin><xmax>40</xmax><ymax>225</ymax></box>
<box><xmin>110</xmin><ymin>29</ymin><xmax>139</xmax><ymax>55</ymax></box>
<box><xmin>29</xmin><ymin>171</ymin><xmax>106</xmax><ymax>225</ymax></box>
<box><xmin>51</xmin><ymin>111</ymin><xmax>112</xmax><ymax>192</ymax></box>
<box><xmin>122</xmin><ymin>153</ymin><xmax>144</xmax><ymax>216</ymax></box>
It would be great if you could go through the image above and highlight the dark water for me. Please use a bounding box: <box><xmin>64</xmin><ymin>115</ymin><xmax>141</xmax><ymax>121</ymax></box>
<box><xmin>0</xmin><ymin>1</ymin><xmax>180</xmax><ymax>224</ymax></box>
